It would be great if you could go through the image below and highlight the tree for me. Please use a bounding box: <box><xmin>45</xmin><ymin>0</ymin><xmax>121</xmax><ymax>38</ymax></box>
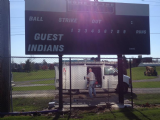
<box><xmin>49</xmin><ymin>64</ymin><xmax>54</xmax><ymax>70</ymax></box>
<box><xmin>17</xmin><ymin>64</ymin><xmax>23</xmax><ymax>72</ymax></box>
<box><xmin>24</xmin><ymin>59</ymin><xmax>32</xmax><ymax>72</ymax></box>
<box><xmin>90</xmin><ymin>57</ymin><xmax>99</xmax><ymax>61</ymax></box>
<box><xmin>42</xmin><ymin>59</ymin><xmax>47</xmax><ymax>65</ymax></box>
<box><xmin>41</xmin><ymin>59</ymin><xmax>48</xmax><ymax>70</ymax></box>
<box><xmin>122</xmin><ymin>55</ymin><xmax>129</xmax><ymax>75</ymax></box>
<box><xmin>34</xmin><ymin>63</ymin><xmax>40</xmax><ymax>71</ymax></box>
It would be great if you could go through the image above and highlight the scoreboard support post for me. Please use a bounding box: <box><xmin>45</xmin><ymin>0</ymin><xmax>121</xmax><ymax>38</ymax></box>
<box><xmin>58</xmin><ymin>55</ymin><xmax>63</xmax><ymax>110</ymax></box>
<box><xmin>118</xmin><ymin>55</ymin><xmax>124</xmax><ymax>104</ymax></box>
<box><xmin>0</xmin><ymin>0</ymin><xmax>11</xmax><ymax>112</ymax></box>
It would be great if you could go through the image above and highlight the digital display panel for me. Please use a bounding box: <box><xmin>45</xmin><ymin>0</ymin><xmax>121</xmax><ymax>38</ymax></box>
<box><xmin>25</xmin><ymin>0</ymin><xmax>150</xmax><ymax>55</ymax></box>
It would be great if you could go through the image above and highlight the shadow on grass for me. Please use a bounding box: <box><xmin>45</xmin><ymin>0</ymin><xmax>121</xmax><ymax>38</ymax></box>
<box><xmin>124</xmin><ymin>92</ymin><xmax>137</xmax><ymax>99</ymax></box>
<box><xmin>120</xmin><ymin>108</ymin><xmax>141</xmax><ymax>120</ymax></box>
<box><xmin>120</xmin><ymin>108</ymin><xmax>151</xmax><ymax>120</ymax></box>
<box><xmin>109</xmin><ymin>108</ymin><xmax>116</xmax><ymax>119</ymax></box>
<box><xmin>67</xmin><ymin>113</ymin><xmax>71</xmax><ymax>120</ymax></box>
<box><xmin>134</xmin><ymin>108</ymin><xmax>151</xmax><ymax>120</ymax></box>
<box><xmin>52</xmin><ymin>113</ymin><xmax>60</xmax><ymax>120</ymax></box>
<box><xmin>52</xmin><ymin>112</ymin><xmax>71</xmax><ymax>120</ymax></box>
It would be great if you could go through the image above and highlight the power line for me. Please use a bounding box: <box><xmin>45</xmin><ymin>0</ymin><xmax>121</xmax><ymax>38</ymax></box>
<box><xmin>11</xmin><ymin>17</ymin><xmax>24</xmax><ymax>18</ymax></box>
<box><xmin>150</xmin><ymin>33</ymin><xmax>160</xmax><ymax>34</ymax></box>
<box><xmin>11</xmin><ymin>26</ymin><xmax>24</xmax><ymax>27</ymax></box>
<box><xmin>151</xmin><ymin>5</ymin><xmax>160</xmax><ymax>6</ymax></box>
<box><xmin>11</xmin><ymin>34</ymin><xmax>25</xmax><ymax>36</ymax></box>
<box><xmin>151</xmin><ymin>16</ymin><xmax>160</xmax><ymax>17</ymax></box>
<box><xmin>10</xmin><ymin>0</ymin><xmax>24</xmax><ymax>2</ymax></box>
<box><xmin>11</xmin><ymin>33</ymin><xmax>160</xmax><ymax>36</ymax></box>
<box><xmin>11</xmin><ymin>32</ymin><xmax>25</xmax><ymax>34</ymax></box>
<box><xmin>11</xmin><ymin>28</ymin><xmax>24</xmax><ymax>29</ymax></box>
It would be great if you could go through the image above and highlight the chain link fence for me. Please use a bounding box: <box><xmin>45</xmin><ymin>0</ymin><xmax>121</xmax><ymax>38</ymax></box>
<box><xmin>10</xmin><ymin>57</ymin><xmax>160</xmax><ymax>112</ymax></box>
<box><xmin>11</xmin><ymin>57</ymin><xmax>58</xmax><ymax>112</ymax></box>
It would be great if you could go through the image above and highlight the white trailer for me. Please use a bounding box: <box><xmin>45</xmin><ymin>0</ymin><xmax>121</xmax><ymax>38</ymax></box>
<box><xmin>54</xmin><ymin>62</ymin><xmax>131</xmax><ymax>93</ymax></box>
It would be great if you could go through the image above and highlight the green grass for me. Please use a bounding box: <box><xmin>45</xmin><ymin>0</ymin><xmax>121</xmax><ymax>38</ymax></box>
<box><xmin>2</xmin><ymin>94</ymin><xmax>159</xmax><ymax>119</ymax></box>
<box><xmin>125</xmin><ymin>93</ymin><xmax>160</xmax><ymax>105</ymax></box>
<box><xmin>12</xmin><ymin>97</ymin><xmax>53</xmax><ymax>112</ymax></box>
<box><xmin>80</xmin><ymin>108</ymin><xmax>160</xmax><ymax>120</ymax></box>
<box><xmin>12</xmin><ymin>85</ymin><xmax>55</xmax><ymax>91</ymax></box>
<box><xmin>31</xmin><ymin>80</ymin><xmax>54</xmax><ymax>84</ymax></box>
<box><xmin>12</xmin><ymin>67</ymin><xmax>160</xmax><ymax>82</ymax></box>
<box><xmin>2</xmin><ymin>108</ymin><xmax>160</xmax><ymax>120</ymax></box>
<box><xmin>132</xmin><ymin>81</ymin><xmax>160</xmax><ymax>88</ymax></box>
<box><xmin>127</xmin><ymin>66</ymin><xmax>160</xmax><ymax>80</ymax></box>
<box><xmin>11</xmin><ymin>94</ymin><xmax>160</xmax><ymax>112</ymax></box>
<box><xmin>12</xmin><ymin>70</ymin><xmax>55</xmax><ymax>82</ymax></box>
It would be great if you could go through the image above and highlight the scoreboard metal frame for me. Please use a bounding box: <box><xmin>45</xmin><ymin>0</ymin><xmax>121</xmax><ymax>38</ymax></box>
<box><xmin>25</xmin><ymin>0</ymin><xmax>150</xmax><ymax>55</ymax></box>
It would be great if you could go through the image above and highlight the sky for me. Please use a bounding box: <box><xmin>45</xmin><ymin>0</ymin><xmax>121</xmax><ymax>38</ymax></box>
<box><xmin>10</xmin><ymin>0</ymin><xmax>160</xmax><ymax>59</ymax></box>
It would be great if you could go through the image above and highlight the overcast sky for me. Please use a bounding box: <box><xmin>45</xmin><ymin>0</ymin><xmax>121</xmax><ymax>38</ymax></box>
<box><xmin>10</xmin><ymin>0</ymin><xmax>160</xmax><ymax>59</ymax></box>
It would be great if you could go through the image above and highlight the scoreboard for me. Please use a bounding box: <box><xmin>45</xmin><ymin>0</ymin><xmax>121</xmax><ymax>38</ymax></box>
<box><xmin>25</xmin><ymin>0</ymin><xmax>150</xmax><ymax>55</ymax></box>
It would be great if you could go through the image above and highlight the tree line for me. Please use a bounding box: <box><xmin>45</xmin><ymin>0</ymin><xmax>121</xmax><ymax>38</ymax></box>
<box><xmin>11</xmin><ymin>59</ymin><xmax>55</xmax><ymax>72</ymax></box>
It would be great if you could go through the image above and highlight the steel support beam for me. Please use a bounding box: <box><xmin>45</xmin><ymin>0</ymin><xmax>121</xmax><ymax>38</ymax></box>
<box><xmin>118</xmin><ymin>55</ymin><xmax>124</xmax><ymax>104</ymax></box>
<box><xmin>58</xmin><ymin>55</ymin><xmax>63</xmax><ymax>110</ymax></box>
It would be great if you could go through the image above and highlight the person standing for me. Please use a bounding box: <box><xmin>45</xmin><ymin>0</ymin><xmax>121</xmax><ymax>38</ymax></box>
<box><xmin>87</xmin><ymin>68</ymin><xmax>96</xmax><ymax>98</ymax></box>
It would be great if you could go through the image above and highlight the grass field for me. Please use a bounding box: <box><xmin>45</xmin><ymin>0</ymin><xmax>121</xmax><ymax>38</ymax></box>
<box><xmin>2</xmin><ymin>94</ymin><xmax>159</xmax><ymax>119</ymax></box>
<box><xmin>31</xmin><ymin>80</ymin><xmax>54</xmax><ymax>84</ymax></box>
<box><xmin>12</xmin><ymin>97</ymin><xmax>53</xmax><ymax>112</ymax></box>
<box><xmin>125</xmin><ymin>93</ymin><xmax>160</xmax><ymax>105</ymax></box>
<box><xmin>12</xmin><ymin>70</ymin><xmax>55</xmax><ymax>82</ymax></box>
<box><xmin>10</xmin><ymin>93</ymin><xmax>160</xmax><ymax>112</ymax></box>
<box><xmin>132</xmin><ymin>81</ymin><xmax>160</xmax><ymax>88</ymax></box>
<box><xmin>11</xmin><ymin>66</ymin><xmax>160</xmax><ymax>92</ymax></box>
<box><xmin>2</xmin><ymin>108</ymin><xmax>160</xmax><ymax>120</ymax></box>
<box><xmin>12</xmin><ymin>67</ymin><xmax>160</xmax><ymax>82</ymax></box>
<box><xmin>12</xmin><ymin>85</ymin><xmax>55</xmax><ymax>91</ymax></box>
<box><xmin>127</xmin><ymin>66</ymin><xmax>160</xmax><ymax>80</ymax></box>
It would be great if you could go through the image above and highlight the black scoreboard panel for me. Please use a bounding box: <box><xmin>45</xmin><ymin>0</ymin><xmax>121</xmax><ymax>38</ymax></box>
<box><xmin>25</xmin><ymin>1</ymin><xmax>150</xmax><ymax>55</ymax></box>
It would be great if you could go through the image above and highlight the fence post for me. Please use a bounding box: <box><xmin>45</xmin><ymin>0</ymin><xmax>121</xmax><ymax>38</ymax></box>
<box><xmin>58</xmin><ymin>55</ymin><xmax>63</xmax><ymax>110</ymax></box>
<box><xmin>118</xmin><ymin>55</ymin><xmax>124</xmax><ymax>104</ymax></box>
<box><xmin>70</xmin><ymin>57</ymin><xmax>71</xmax><ymax>113</ymax></box>
<box><xmin>130</xmin><ymin>59</ymin><xmax>133</xmax><ymax>108</ymax></box>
